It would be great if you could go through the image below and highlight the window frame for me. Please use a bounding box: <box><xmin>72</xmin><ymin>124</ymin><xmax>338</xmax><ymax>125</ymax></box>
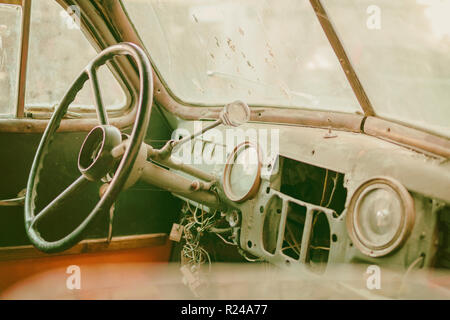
<box><xmin>0</xmin><ymin>0</ymin><xmax>27</xmax><ymax>118</ymax></box>
<box><xmin>1</xmin><ymin>0</ymin><xmax>134</xmax><ymax>121</ymax></box>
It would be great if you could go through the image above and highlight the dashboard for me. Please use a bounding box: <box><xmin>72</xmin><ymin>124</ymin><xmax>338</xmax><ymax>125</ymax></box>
<box><xmin>169</xmin><ymin>121</ymin><xmax>450</xmax><ymax>273</ymax></box>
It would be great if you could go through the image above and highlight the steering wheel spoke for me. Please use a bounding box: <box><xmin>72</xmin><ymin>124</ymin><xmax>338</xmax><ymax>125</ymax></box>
<box><xmin>30</xmin><ymin>175</ymin><xmax>92</xmax><ymax>228</ymax></box>
<box><xmin>87</xmin><ymin>68</ymin><xmax>109</xmax><ymax>125</ymax></box>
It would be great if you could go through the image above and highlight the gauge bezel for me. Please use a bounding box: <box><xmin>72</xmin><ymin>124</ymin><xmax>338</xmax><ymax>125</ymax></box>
<box><xmin>346</xmin><ymin>177</ymin><xmax>415</xmax><ymax>257</ymax></box>
<box><xmin>223</xmin><ymin>141</ymin><xmax>262</xmax><ymax>202</ymax></box>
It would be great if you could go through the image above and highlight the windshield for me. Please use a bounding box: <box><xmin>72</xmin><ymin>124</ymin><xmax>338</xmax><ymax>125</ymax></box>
<box><xmin>322</xmin><ymin>0</ymin><xmax>450</xmax><ymax>137</ymax></box>
<box><xmin>124</xmin><ymin>0</ymin><xmax>450</xmax><ymax>137</ymax></box>
<box><xmin>124</xmin><ymin>0</ymin><xmax>361</xmax><ymax>114</ymax></box>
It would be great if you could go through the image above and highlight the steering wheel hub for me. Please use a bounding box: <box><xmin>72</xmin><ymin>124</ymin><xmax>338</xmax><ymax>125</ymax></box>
<box><xmin>78</xmin><ymin>125</ymin><xmax>122</xmax><ymax>181</ymax></box>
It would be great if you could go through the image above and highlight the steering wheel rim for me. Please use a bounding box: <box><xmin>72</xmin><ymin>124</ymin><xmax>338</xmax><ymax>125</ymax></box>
<box><xmin>24</xmin><ymin>42</ymin><xmax>153</xmax><ymax>253</ymax></box>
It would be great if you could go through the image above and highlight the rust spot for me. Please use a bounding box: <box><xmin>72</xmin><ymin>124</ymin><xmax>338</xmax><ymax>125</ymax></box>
<box><xmin>238</xmin><ymin>27</ymin><xmax>245</xmax><ymax>36</ymax></box>
<box><xmin>266</xmin><ymin>43</ymin><xmax>275</xmax><ymax>58</ymax></box>
<box><xmin>209</xmin><ymin>52</ymin><xmax>215</xmax><ymax>59</ymax></box>
<box><xmin>214</xmin><ymin>36</ymin><xmax>220</xmax><ymax>47</ymax></box>
<box><xmin>226</xmin><ymin>38</ymin><xmax>236</xmax><ymax>52</ymax></box>
<box><xmin>247</xmin><ymin>60</ymin><xmax>254</xmax><ymax>68</ymax></box>
<box><xmin>192</xmin><ymin>14</ymin><xmax>198</xmax><ymax>23</ymax></box>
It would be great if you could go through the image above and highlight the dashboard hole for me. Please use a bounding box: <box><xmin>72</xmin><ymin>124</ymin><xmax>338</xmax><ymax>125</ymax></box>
<box><xmin>262</xmin><ymin>195</ymin><xmax>283</xmax><ymax>255</ymax></box>
<box><xmin>307</xmin><ymin>212</ymin><xmax>331</xmax><ymax>274</ymax></box>
<box><xmin>280</xmin><ymin>157</ymin><xmax>347</xmax><ymax>216</ymax></box>
<box><xmin>281</xmin><ymin>201</ymin><xmax>307</xmax><ymax>260</ymax></box>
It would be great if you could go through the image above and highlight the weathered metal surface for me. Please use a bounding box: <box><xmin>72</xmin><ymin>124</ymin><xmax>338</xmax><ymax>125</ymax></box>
<box><xmin>175</xmin><ymin>120</ymin><xmax>450</xmax><ymax>204</ymax></box>
<box><xmin>363</xmin><ymin>117</ymin><xmax>450</xmax><ymax>159</ymax></box>
<box><xmin>147</xmin><ymin>145</ymin><xmax>215</xmax><ymax>183</ymax></box>
<box><xmin>139</xmin><ymin>161</ymin><xmax>220</xmax><ymax>210</ymax></box>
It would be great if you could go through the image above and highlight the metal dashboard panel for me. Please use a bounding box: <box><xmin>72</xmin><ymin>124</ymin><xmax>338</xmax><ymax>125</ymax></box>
<box><xmin>174</xmin><ymin>121</ymin><xmax>450</xmax><ymax>203</ymax></box>
<box><xmin>168</xmin><ymin>121</ymin><xmax>448</xmax><ymax>272</ymax></box>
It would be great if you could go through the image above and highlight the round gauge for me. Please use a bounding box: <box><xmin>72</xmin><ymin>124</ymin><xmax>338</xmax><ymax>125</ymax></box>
<box><xmin>223</xmin><ymin>142</ymin><xmax>262</xmax><ymax>202</ymax></box>
<box><xmin>346</xmin><ymin>177</ymin><xmax>415</xmax><ymax>257</ymax></box>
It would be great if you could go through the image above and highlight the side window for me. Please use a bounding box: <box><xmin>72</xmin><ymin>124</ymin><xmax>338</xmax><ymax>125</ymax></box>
<box><xmin>0</xmin><ymin>4</ymin><xmax>21</xmax><ymax>117</ymax></box>
<box><xmin>25</xmin><ymin>1</ymin><xmax>126</xmax><ymax>113</ymax></box>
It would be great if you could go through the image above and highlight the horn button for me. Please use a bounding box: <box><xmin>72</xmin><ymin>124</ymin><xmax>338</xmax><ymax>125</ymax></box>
<box><xmin>78</xmin><ymin>125</ymin><xmax>122</xmax><ymax>181</ymax></box>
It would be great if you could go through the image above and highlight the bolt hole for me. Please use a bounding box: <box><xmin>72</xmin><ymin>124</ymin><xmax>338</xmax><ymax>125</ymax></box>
<box><xmin>266</xmin><ymin>187</ymin><xmax>270</xmax><ymax>194</ymax></box>
<box><xmin>285</xmin><ymin>260</ymin><xmax>290</xmax><ymax>265</ymax></box>
<box><xmin>349</xmin><ymin>242</ymin><xmax>353</xmax><ymax>247</ymax></box>
<box><xmin>387</xmin><ymin>128</ymin><xmax>391</xmax><ymax>133</ymax></box>
<box><xmin>311</xmin><ymin>150</ymin><xmax>315</xmax><ymax>155</ymax></box>
<box><xmin>259</xmin><ymin>206</ymin><xmax>264</xmax><ymax>213</ymax></box>
<box><xmin>332</xmin><ymin>234</ymin><xmax>338</xmax><ymax>242</ymax></box>
<box><xmin>276</xmin><ymin>208</ymin><xmax>282</xmax><ymax>214</ymax></box>
<box><xmin>247</xmin><ymin>241</ymin><xmax>253</xmax><ymax>248</ymax></box>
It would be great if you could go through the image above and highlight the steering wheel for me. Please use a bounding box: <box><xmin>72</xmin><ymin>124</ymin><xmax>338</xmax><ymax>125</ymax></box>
<box><xmin>24</xmin><ymin>42</ymin><xmax>153</xmax><ymax>253</ymax></box>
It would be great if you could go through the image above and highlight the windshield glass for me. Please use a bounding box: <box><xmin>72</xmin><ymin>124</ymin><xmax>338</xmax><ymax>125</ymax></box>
<box><xmin>124</xmin><ymin>0</ymin><xmax>361</xmax><ymax>113</ymax></box>
<box><xmin>26</xmin><ymin>0</ymin><xmax>126</xmax><ymax>111</ymax></box>
<box><xmin>0</xmin><ymin>4</ymin><xmax>21</xmax><ymax>117</ymax></box>
<box><xmin>323</xmin><ymin>0</ymin><xmax>450</xmax><ymax>137</ymax></box>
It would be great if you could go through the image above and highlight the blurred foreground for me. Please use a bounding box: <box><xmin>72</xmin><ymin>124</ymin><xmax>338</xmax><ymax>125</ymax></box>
<box><xmin>1</xmin><ymin>262</ymin><xmax>449</xmax><ymax>300</ymax></box>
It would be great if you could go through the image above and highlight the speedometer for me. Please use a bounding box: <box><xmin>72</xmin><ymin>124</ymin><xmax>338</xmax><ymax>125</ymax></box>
<box><xmin>223</xmin><ymin>142</ymin><xmax>262</xmax><ymax>202</ymax></box>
